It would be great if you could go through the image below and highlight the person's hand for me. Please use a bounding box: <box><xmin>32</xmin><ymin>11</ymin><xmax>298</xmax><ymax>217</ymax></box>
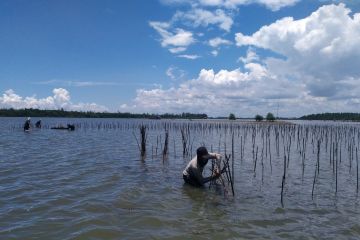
<box><xmin>214</xmin><ymin>153</ymin><xmax>222</xmax><ymax>160</ymax></box>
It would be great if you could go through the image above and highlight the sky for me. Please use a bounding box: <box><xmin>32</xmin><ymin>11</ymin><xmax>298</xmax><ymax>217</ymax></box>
<box><xmin>1</xmin><ymin>0</ymin><xmax>360</xmax><ymax>117</ymax></box>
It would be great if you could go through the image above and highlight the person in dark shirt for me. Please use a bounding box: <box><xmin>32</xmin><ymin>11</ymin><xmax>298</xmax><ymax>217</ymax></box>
<box><xmin>35</xmin><ymin>120</ymin><xmax>42</xmax><ymax>128</ymax></box>
<box><xmin>24</xmin><ymin>117</ymin><xmax>31</xmax><ymax>131</ymax></box>
<box><xmin>67</xmin><ymin>124</ymin><xmax>75</xmax><ymax>131</ymax></box>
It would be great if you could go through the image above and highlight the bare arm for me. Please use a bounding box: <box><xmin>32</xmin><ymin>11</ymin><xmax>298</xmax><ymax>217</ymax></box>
<box><xmin>202</xmin><ymin>153</ymin><xmax>225</xmax><ymax>184</ymax></box>
<box><xmin>202</xmin><ymin>172</ymin><xmax>221</xmax><ymax>184</ymax></box>
<box><xmin>189</xmin><ymin>166</ymin><xmax>221</xmax><ymax>185</ymax></box>
<box><xmin>209</xmin><ymin>152</ymin><xmax>221</xmax><ymax>159</ymax></box>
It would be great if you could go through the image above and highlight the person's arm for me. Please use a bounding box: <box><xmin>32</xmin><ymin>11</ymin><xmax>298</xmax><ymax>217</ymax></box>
<box><xmin>209</xmin><ymin>152</ymin><xmax>221</xmax><ymax>160</ymax></box>
<box><xmin>202</xmin><ymin>172</ymin><xmax>221</xmax><ymax>184</ymax></box>
<box><xmin>201</xmin><ymin>153</ymin><xmax>224</xmax><ymax>183</ymax></box>
<box><xmin>189</xmin><ymin>166</ymin><xmax>219</xmax><ymax>185</ymax></box>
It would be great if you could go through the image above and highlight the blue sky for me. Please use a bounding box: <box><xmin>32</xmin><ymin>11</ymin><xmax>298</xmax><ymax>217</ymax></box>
<box><xmin>1</xmin><ymin>0</ymin><xmax>360</xmax><ymax>117</ymax></box>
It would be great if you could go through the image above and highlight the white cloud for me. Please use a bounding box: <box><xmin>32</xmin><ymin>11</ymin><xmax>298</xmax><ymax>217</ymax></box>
<box><xmin>174</xmin><ymin>8</ymin><xmax>234</xmax><ymax>31</ymax></box>
<box><xmin>166</xmin><ymin>66</ymin><xmax>186</xmax><ymax>80</ymax></box>
<box><xmin>178</xmin><ymin>54</ymin><xmax>201</xmax><ymax>59</ymax></box>
<box><xmin>150</xmin><ymin>7</ymin><xmax>233</xmax><ymax>57</ymax></box>
<box><xmin>149</xmin><ymin>21</ymin><xmax>195</xmax><ymax>52</ymax></box>
<box><xmin>120</xmin><ymin>61</ymin><xmax>360</xmax><ymax>117</ymax></box>
<box><xmin>0</xmin><ymin>88</ymin><xmax>108</xmax><ymax>112</ymax></box>
<box><xmin>138</xmin><ymin>3</ymin><xmax>360</xmax><ymax>116</ymax></box>
<box><xmin>162</xmin><ymin>28</ymin><xmax>195</xmax><ymax>47</ymax></box>
<box><xmin>120</xmin><ymin>62</ymin><xmax>300</xmax><ymax>116</ymax></box>
<box><xmin>169</xmin><ymin>47</ymin><xmax>187</xmax><ymax>53</ymax></box>
<box><xmin>250</xmin><ymin>0</ymin><xmax>300</xmax><ymax>11</ymax></box>
<box><xmin>166</xmin><ymin>67</ymin><xmax>176</xmax><ymax>80</ymax></box>
<box><xmin>162</xmin><ymin>0</ymin><xmax>300</xmax><ymax>11</ymax></box>
<box><xmin>208</xmin><ymin>37</ymin><xmax>232</xmax><ymax>47</ymax></box>
<box><xmin>238</xmin><ymin>47</ymin><xmax>259</xmax><ymax>63</ymax></box>
<box><xmin>53</xmin><ymin>88</ymin><xmax>70</xmax><ymax>106</ymax></box>
<box><xmin>207</xmin><ymin>37</ymin><xmax>231</xmax><ymax>57</ymax></box>
<box><xmin>211</xmin><ymin>50</ymin><xmax>219</xmax><ymax>56</ymax></box>
<box><xmin>236</xmin><ymin>3</ymin><xmax>360</xmax><ymax>97</ymax></box>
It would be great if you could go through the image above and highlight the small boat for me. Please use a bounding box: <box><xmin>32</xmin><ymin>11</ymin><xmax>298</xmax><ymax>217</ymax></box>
<box><xmin>51</xmin><ymin>124</ymin><xmax>75</xmax><ymax>131</ymax></box>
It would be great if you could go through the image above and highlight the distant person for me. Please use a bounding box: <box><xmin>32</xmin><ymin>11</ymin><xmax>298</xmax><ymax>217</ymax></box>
<box><xmin>35</xmin><ymin>120</ymin><xmax>42</xmax><ymax>128</ymax></box>
<box><xmin>183</xmin><ymin>147</ymin><xmax>224</xmax><ymax>187</ymax></box>
<box><xmin>24</xmin><ymin>117</ymin><xmax>31</xmax><ymax>131</ymax></box>
<box><xmin>67</xmin><ymin>124</ymin><xmax>75</xmax><ymax>131</ymax></box>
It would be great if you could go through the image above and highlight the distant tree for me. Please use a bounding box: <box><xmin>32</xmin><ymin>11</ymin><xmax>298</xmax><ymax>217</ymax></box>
<box><xmin>229</xmin><ymin>113</ymin><xmax>236</xmax><ymax>120</ymax></box>
<box><xmin>0</xmin><ymin>108</ymin><xmax>208</xmax><ymax>119</ymax></box>
<box><xmin>266</xmin><ymin>112</ymin><xmax>275</xmax><ymax>121</ymax></box>
<box><xmin>255</xmin><ymin>114</ymin><xmax>264</xmax><ymax>121</ymax></box>
<box><xmin>299</xmin><ymin>112</ymin><xmax>360</xmax><ymax>121</ymax></box>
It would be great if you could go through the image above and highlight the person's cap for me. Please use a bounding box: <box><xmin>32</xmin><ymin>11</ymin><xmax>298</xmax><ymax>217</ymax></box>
<box><xmin>197</xmin><ymin>147</ymin><xmax>210</xmax><ymax>158</ymax></box>
<box><xmin>27</xmin><ymin>117</ymin><xmax>31</xmax><ymax>120</ymax></box>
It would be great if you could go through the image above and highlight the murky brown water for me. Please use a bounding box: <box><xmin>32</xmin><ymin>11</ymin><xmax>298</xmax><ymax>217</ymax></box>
<box><xmin>1</xmin><ymin>117</ymin><xmax>360</xmax><ymax>239</ymax></box>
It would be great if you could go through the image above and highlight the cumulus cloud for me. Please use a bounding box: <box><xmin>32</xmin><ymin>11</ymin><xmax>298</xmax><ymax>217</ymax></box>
<box><xmin>236</xmin><ymin>3</ymin><xmax>360</xmax><ymax>98</ymax></box>
<box><xmin>138</xmin><ymin>3</ymin><xmax>360</xmax><ymax>116</ymax></box>
<box><xmin>211</xmin><ymin>50</ymin><xmax>219</xmax><ymax>56</ymax></box>
<box><xmin>174</xmin><ymin>8</ymin><xmax>234</xmax><ymax>31</ymax></box>
<box><xmin>149</xmin><ymin>21</ymin><xmax>195</xmax><ymax>52</ymax></box>
<box><xmin>150</xmin><ymin>4</ymin><xmax>234</xmax><ymax>56</ymax></box>
<box><xmin>208</xmin><ymin>37</ymin><xmax>232</xmax><ymax>47</ymax></box>
<box><xmin>125</xmin><ymin>4</ymin><xmax>360</xmax><ymax>116</ymax></box>
<box><xmin>168</xmin><ymin>47</ymin><xmax>187</xmax><ymax>53</ymax></box>
<box><xmin>0</xmin><ymin>88</ymin><xmax>108</xmax><ymax>112</ymax></box>
<box><xmin>120</xmin><ymin>61</ymin><xmax>303</xmax><ymax>116</ymax></box>
<box><xmin>154</xmin><ymin>0</ymin><xmax>300</xmax><ymax>55</ymax></box>
<box><xmin>178</xmin><ymin>54</ymin><xmax>201</xmax><ymax>59</ymax></box>
<box><xmin>238</xmin><ymin>48</ymin><xmax>260</xmax><ymax>64</ymax></box>
<box><xmin>166</xmin><ymin>66</ymin><xmax>186</xmax><ymax>80</ymax></box>
<box><xmin>162</xmin><ymin>0</ymin><xmax>300</xmax><ymax>11</ymax></box>
<box><xmin>121</xmin><ymin>62</ymin><xmax>360</xmax><ymax>116</ymax></box>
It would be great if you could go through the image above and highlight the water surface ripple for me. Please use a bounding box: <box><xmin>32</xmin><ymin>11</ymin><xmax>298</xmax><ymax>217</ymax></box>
<box><xmin>1</xmin><ymin>118</ymin><xmax>360</xmax><ymax>239</ymax></box>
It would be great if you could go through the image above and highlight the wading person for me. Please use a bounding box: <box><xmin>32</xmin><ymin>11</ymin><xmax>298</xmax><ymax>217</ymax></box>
<box><xmin>35</xmin><ymin>120</ymin><xmax>41</xmax><ymax>128</ymax></box>
<box><xmin>183</xmin><ymin>146</ymin><xmax>223</xmax><ymax>187</ymax></box>
<box><xmin>24</xmin><ymin>117</ymin><xmax>31</xmax><ymax>131</ymax></box>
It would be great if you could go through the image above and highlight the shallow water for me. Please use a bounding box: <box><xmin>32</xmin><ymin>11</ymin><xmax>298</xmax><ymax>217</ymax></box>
<box><xmin>1</xmin><ymin>117</ymin><xmax>360</xmax><ymax>239</ymax></box>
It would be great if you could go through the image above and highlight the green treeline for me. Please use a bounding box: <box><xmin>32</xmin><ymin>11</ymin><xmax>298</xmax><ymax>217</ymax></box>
<box><xmin>0</xmin><ymin>108</ymin><xmax>208</xmax><ymax>119</ymax></box>
<box><xmin>300</xmin><ymin>112</ymin><xmax>360</xmax><ymax>121</ymax></box>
